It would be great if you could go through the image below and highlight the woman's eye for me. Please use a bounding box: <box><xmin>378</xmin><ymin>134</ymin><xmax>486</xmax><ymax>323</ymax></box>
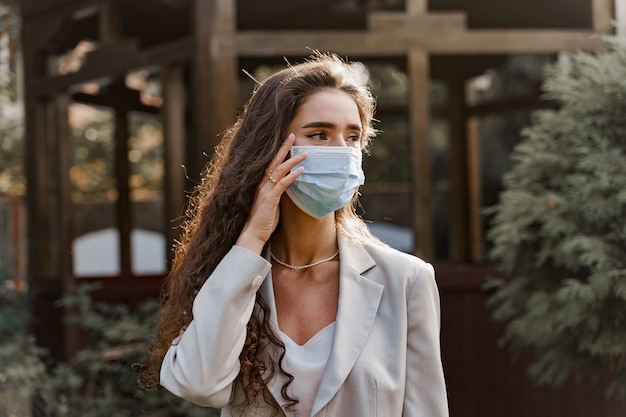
<box><xmin>307</xmin><ymin>132</ymin><xmax>327</xmax><ymax>140</ymax></box>
<box><xmin>348</xmin><ymin>134</ymin><xmax>360</xmax><ymax>142</ymax></box>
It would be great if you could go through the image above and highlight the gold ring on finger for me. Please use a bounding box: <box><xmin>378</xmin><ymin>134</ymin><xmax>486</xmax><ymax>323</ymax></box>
<box><xmin>268</xmin><ymin>175</ymin><xmax>278</xmax><ymax>185</ymax></box>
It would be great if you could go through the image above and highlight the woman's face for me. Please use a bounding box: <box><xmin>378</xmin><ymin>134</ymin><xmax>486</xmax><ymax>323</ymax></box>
<box><xmin>287</xmin><ymin>88</ymin><xmax>362</xmax><ymax>149</ymax></box>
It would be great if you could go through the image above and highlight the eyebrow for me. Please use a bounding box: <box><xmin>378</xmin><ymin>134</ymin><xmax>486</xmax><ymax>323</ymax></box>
<box><xmin>301</xmin><ymin>121</ymin><xmax>362</xmax><ymax>131</ymax></box>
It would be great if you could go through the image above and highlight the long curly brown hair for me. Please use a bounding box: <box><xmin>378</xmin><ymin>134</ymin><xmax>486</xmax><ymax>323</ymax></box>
<box><xmin>138</xmin><ymin>52</ymin><xmax>379</xmax><ymax>408</ymax></box>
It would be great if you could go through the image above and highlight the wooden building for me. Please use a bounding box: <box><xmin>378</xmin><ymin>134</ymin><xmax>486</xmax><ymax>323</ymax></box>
<box><xmin>18</xmin><ymin>0</ymin><xmax>625</xmax><ymax>415</ymax></box>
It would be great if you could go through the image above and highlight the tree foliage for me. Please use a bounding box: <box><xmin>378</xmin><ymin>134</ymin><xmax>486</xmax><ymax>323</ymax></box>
<box><xmin>0</xmin><ymin>262</ymin><xmax>48</xmax><ymax>417</ymax></box>
<box><xmin>0</xmin><ymin>0</ymin><xmax>23</xmax><ymax>196</ymax></box>
<box><xmin>486</xmin><ymin>36</ymin><xmax>626</xmax><ymax>398</ymax></box>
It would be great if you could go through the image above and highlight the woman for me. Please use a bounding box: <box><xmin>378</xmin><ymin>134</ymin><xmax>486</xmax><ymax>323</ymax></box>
<box><xmin>139</xmin><ymin>53</ymin><xmax>448</xmax><ymax>417</ymax></box>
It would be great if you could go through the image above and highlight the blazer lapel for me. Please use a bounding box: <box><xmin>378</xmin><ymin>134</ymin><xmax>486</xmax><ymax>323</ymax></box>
<box><xmin>259</xmin><ymin>270</ymin><xmax>291</xmax><ymax>413</ymax></box>
<box><xmin>311</xmin><ymin>235</ymin><xmax>383</xmax><ymax>416</ymax></box>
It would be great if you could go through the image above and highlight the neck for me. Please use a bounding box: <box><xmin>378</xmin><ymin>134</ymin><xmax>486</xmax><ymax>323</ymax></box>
<box><xmin>271</xmin><ymin>197</ymin><xmax>339</xmax><ymax>266</ymax></box>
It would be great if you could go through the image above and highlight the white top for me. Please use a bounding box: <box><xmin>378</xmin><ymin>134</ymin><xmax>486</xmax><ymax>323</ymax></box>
<box><xmin>279</xmin><ymin>322</ymin><xmax>336</xmax><ymax>417</ymax></box>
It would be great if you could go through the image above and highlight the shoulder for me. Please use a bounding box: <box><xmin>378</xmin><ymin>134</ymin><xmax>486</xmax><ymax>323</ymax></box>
<box><xmin>365</xmin><ymin>241</ymin><xmax>431</xmax><ymax>270</ymax></box>
<box><xmin>361</xmin><ymin>241</ymin><xmax>435</xmax><ymax>288</ymax></box>
<box><xmin>338</xmin><ymin>231</ymin><xmax>435</xmax><ymax>289</ymax></box>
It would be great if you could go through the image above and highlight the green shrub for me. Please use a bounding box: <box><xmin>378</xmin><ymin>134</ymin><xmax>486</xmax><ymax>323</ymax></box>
<box><xmin>41</xmin><ymin>283</ymin><xmax>218</xmax><ymax>417</ymax></box>
<box><xmin>0</xmin><ymin>262</ymin><xmax>47</xmax><ymax>417</ymax></box>
<box><xmin>486</xmin><ymin>35</ymin><xmax>626</xmax><ymax>399</ymax></box>
<box><xmin>0</xmin><ymin>264</ymin><xmax>218</xmax><ymax>417</ymax></box>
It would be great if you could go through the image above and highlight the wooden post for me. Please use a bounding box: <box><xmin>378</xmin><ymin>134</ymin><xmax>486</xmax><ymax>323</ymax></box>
<box><xmin>447</xmin><ymin>74</ymin><xmax>469</xmax><ymax>262</ymax></box>
<box><xmin>112</xmin><ymin>86</ymin><xmax>132</xmax><ymax>276</ymax></box>
<box><xmin>101</xmin><ymin>0</ymin><xmax>132</xmax><ymax>278</ymax></box>
<box><xmin>54</xmin><ymin>92</ymin><xmax>81</xmax><ymax>358</ymax></box>
<box><xmin>161</xmin><ymin>65</ymin><xmax>187</xmax><ymax>267</ymax></box>
<box><xmin>54</xmin><ymin>93</ymin><xmax>73</xmax><ymax>281</ymax></box>
<box><xmin>26</xmin><ymin>100</ymin><xmax>53</xmax><ymax>276</ymax></box>
<box><xmin>616</xmin><ymin>0</ymin><xmax>626</xmax><ymax>36</ymax></box>
<box><xmin>100</xmin><ymin>0</ymin><xmax>123</xmax><ymax>41</ymax></box>
<box><xmin>21</xmin><ymin>19</ymin><xmax>69</xmax><ymax>358</ymax></box>
<box><xmin>21</xmin><ymin>22</ymin><xmax>53</xmax><ymax>277</ymax></box>
<box><xmin>407</xmin><ymin>50</ymin><xmax>434</xmax><ymax>260</ymax></box>
<box><xmin>592</xmin><ymin>0</ymin><xmax>615</xmax><ymax>34</ymax></box>
<box><xmin>193</xmin><ymin>0</ymin><xmax>238</xmax><ymax>178</ymax></box>
<box><xmin>465</xmin><ymin>116</ymin><xmax>483</xmax><ymax>263</ymax></box>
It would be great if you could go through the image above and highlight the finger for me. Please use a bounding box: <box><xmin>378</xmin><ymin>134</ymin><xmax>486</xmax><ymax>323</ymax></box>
<box><xmin>270</xmin><ymin>138</ymin><xmax>309</xmax><ymax>179</ymax></box>
<box><xmin>267</xmin><ymin>133</ymin><xmax>296</xmax><ymax>174</ymax></box>
<box><xmin>270</xmin><ymin>166</ymin><xmax>304</xmax><ymax>194</ymax></box>
<box><xmin>272</xmin><ymin>150</ymin><xmax>306</xmax><ymax>179</ymax></box>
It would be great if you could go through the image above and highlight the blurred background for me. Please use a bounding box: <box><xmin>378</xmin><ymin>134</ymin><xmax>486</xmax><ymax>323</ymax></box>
<box><xmin>1</xmin><ymin>0</ymin><xmax>625</xmax><ymax>416</ymax></box>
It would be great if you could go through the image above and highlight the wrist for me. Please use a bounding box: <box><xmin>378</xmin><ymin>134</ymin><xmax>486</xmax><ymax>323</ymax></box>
<box><xmin>235</xmin><ymin>232</ymin><xmax>266</xmax><ymax>255</ymax></box>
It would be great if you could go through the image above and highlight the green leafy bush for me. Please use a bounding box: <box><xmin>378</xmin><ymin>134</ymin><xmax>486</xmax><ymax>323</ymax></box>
<box><xmin>486</xmin><ymin>36</ymin><xmax>626</xmax><ymax>398</ymax></box>
<box><xmin>0</xmin><ymin>265</ymin><xmax>218</xmax><ymax>417</ymax></box>
<box><xmin>0</xmin><ymin>263</ymin><xmax>48</xmax><ymax>417</ymax></box>
<box><xmin>39</xmin><ymin>283</ymin><xmax>218</xmax><ymax>417</ymax></box>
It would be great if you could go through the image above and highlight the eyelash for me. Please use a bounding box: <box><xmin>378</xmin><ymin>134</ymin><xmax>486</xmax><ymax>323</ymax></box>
<box><xmin>307</xmin><ymin>132</ymin><xmax>328</xmax><ymax>140</ymax></box>
<box><xmin>307</xmin><ymin>132</ymin><xmax>361</xmax><ymax>141</ymax></box>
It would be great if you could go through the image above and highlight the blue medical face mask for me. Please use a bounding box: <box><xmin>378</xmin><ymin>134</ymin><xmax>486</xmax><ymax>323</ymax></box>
<box><xmin>286</xmin><ymin>146</ymin><xmax>365</xmax><ymax>219</ymax></box>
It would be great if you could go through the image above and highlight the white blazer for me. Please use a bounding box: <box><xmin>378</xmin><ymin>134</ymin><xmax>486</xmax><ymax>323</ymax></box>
<box><xmin>160</xmin><ymin>234</ymin><xmax>449</xmax><ymax>417</ymax></box>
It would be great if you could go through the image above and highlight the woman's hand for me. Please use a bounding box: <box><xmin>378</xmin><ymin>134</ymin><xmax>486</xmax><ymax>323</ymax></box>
<box><xmin>236</xmin><ymin>134</ymin><xmax>306</xmax><ymax>254</ymax></box>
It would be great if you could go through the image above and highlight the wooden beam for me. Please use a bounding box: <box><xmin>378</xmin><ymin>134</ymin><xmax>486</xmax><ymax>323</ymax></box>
<box><xmin>235</xmin><ymin>30</ymin><xmax>602</xmax><ymax>56</ymax></box>
<box><xmin>466</xmin><ymin>95</ymin><xmax>544</xmax><ymax>117</ymax></box>
<box><xmin>369</xmin><ymin>11</ymin><xmax>466</xmax><ymax>33</ymax></box>
<box><xmin>32</xmin><ymin>37</ymin><xmax>195</xmax><ymax>96</ymax></box>
<box><xmin>407</xmin><ymin>50</ymin><xmax>434</xmax><ymax>260</ymax></box>
<box><xmin>406</xmin><ymin>0</ymin><xmax>428</xmax><ymax>15</ymax></box>
<box><xmin>30</xmin><ymin>29</ymin><xmax>600</xmax><ymax>98</ymax></box>
<box><xmin>19</xmin><ymin>0</ymin><xmax>98</xmax><ymax>19</ymax></box>
<box><xmin>71</xmin><ymin>92</ymin><xmax>160</xmax><ymax>114</ymax></box>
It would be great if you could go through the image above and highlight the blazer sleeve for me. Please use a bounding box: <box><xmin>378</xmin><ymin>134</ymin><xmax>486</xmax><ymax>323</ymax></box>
<box><xmin>403</xmin><ymin>262</ymin><xmax>449</xmax><ymax>417</ymax></box>
<box><xmin>160</xmin><ymin>245</ymin><xmax>271</xmax><ymax>408</ymax></box>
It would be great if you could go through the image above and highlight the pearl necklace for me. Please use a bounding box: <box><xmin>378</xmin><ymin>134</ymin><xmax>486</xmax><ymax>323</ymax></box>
<box><xmin>270</xmin><ymin>250</ymin><xmax>339</xmax><ymax>270</ymax></box>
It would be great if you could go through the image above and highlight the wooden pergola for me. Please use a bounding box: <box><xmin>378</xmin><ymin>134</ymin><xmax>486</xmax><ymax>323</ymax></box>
<box><xmin>19</xmin><ymin>0</ymin><xmax>624</xmax><ymax>415</ymax></box>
